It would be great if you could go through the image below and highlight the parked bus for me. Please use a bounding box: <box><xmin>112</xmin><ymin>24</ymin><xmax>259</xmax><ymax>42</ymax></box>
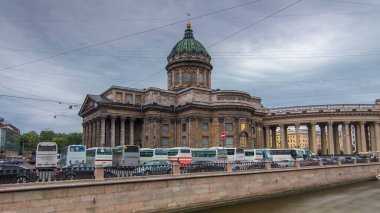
<box><xmin>86</xmin><ymin>147</ymin><xmax>112</xmax><ymax>166</ymax></box>
<box><xmin>36</xmin><ymin>142</ymin><xmax>58</xmax><ymax>169</ymax></box>
<box><xmin>211</xmin><ymin>147</ymin><xmax>245</xmax><ymax>162</ymax></box>
<box><xmin>267</xmin><ymin>148</ymin><xmax>304</xmax><ymax>162</ymax></box>
<box><xmin>192</xmin><ymin>148</ymin><xmax>227</xmax><ymax>163</ymax></box>
<box><xmin>112</xmin><ymin>145</ymin><xmax>140</xmax><ymax>167</ymax></box>
<box><xmin>244</xmin><ymin>149</ymin><xmax>273</xmax><ymax>162</ymax></box>
<box><xmin>139</xmin><ymin>148</ymin><xmax>168</xmax><ymax>165</ymax></box>
<box><xmin>59</xmin><ymin>145</ymin><xmax>86</xmax><ymax>167</ymax></box>
<box><xmin>167</xmin><ymin>147</ymin><xmax>192</xmax><ymax>165</ymax></box>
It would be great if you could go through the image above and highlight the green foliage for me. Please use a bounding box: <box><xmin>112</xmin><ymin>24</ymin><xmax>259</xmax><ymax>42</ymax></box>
<box><xmin>20</xmin><ymin>131</ymin><xmax>82</xmax><ymax>153</ymax></box>
<box><xmin>317</xmin><ymin>149</ymin><xmax>322</xmax><ymax>156</ymax></box>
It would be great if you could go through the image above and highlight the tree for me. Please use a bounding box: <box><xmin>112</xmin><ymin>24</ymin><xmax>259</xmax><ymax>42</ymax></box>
<box><xmin>21</xmin><ymin>131</ymin><xmax>39</xmax><ymax>152</ymax></box>
<box><xmin>39</xmin><ymin>130</ymin><xmax>55</xmax><ymax>142</ymax></box>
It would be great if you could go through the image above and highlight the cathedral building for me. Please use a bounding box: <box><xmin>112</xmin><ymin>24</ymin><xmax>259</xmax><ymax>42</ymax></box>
<box><xmin>78</xmin><ymin>22</ymin><xmax>267</xmax><ymax>149</ymax></box>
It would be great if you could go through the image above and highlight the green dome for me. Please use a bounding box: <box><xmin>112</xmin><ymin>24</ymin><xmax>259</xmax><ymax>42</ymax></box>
<box><xmin>167</xmin><ymin>28</ymin><xmax>211</xmax><ymax>63</ymax></box>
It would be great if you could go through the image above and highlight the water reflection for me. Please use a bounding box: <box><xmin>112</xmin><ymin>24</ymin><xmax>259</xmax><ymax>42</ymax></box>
<box><xmin>195</xmin><ymin>181</ymin><xmax>380</xmax><ymax>213</ymax></box>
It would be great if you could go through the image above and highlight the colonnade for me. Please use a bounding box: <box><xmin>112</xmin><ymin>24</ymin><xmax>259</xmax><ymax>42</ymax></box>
<box><xmin>264</xmin><ymin>121</ymin><xmax>380</xmax><ymax>155</ymax></box>
<box><xmin>82</xmin><ymin>116</ymin><xmax>138</xmax><ymax>148</ymax></box>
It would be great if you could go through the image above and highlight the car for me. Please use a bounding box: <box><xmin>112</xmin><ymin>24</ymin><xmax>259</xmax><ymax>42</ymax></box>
<box><xmin>344</xmin><ymin>156</ymin><xmax>356</xmax><ymax>163</ymax></box>
<box><xmin>54</xmin><ymin>163</ymin><xmax>96</xmax><ymax>180</ymax></box>
<box><xmin>133</xmin><ymin>160</ymin><xmax>172</xmax><ymax>176</ymax></box>
<box><xmin>183</xmin><ymin>161</ymin><xmax>224</xmax><ymax>173</ymax></box>
<box><xmin>332</xmin><ymin>156</ymin><xmax>346</xmax><ymax>164</ymax></box>
<box><xmin>301</xmin><ymin>158</ymin><xmax>319</xmax><ymax>166</ymax></box>
<box><xmin>276</xmin><ymin>160</ymin><xmax>295</xmax><ymax>167</ymax></box>
<box><xmin>0</xmin><ymin>164</ymin><xmax>36</xmax><ymax>184</ymax></box>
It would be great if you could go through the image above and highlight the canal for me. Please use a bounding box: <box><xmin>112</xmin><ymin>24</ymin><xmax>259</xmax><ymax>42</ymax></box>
<box><xmin>195</xmin><ymin>180</ymin><xmax>380</xmax><ymax>213</ymax></box>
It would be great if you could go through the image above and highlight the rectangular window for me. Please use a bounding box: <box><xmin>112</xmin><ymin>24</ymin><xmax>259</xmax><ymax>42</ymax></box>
<box><xmin>225</xmin><ymin>123</ymin><xmax>233</xmax><ymax>131</ymax></box>
<box><xmin>125</xmin><ymin>93</ymin><xmax>133</xmax><ymax>104</ymax></box>
<box><xmin>135</xmin><ymin>95</ymin><xmax>141</xmax><ymax>105</ymax></box>
<box><xmin>226</xmin><ymin>136</ymin><xmax>234</xmax><ymax>148</ymax></box>
<box><xmin>162</xmin><ymin>137</ymin><xmax>169</xmax><ymax>148</ymax></box>
<box><xmin>192</xmin><ymin>73</ymin><xmax>196</xmax><ymax>82</ymax></box>
<box><xmin>182</xmin><ymin>136</ymin><xmax>187</xmax><ymax>147</ymax></box>
<box><xmin>182</xmin><ymin>123</ymin><xmax>186</xmax><ymax>132</ymax></box>
<box><xmin>202</xmin><ymin>136</ymin><xmax>209</xmax><ymax>148</ymax></box>
<box><xmin>162</xmin><ymin>124</ymin><xmax>169</xmax><ymax>132</ymax></box>
<box><xmin>202</xmin><ymin>123</ymin><xmax>209</xmax><ymax>131</ymax></box>
<box><xmin>175</xmin><ymin>73</ymin><xmax>180</xmax><ymax>83</ymax></box>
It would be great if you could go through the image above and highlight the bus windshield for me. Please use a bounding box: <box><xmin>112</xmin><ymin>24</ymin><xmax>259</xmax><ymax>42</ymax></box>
<box><xmin>155</xmin><ymin>149</ymin><xmax>167</xmax><ymax>155</ymax></box>
<box><xmin>97</xmin><ymin>148</ymin><xmax>112</xmax><ymax>155</ymax></box>
<box><xmin>38</xmin><ymin>145</ymin><xmax>56</xmax><ymax>151</ymax></box>
<box><xmin>69</xmin><ymin>146</ymin><xmax>85</xmax><ymax>152</ymax></box>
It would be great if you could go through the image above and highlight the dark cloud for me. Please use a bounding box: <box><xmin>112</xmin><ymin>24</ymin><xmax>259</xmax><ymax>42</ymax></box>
<box><xmin>0</xmin><ymin>0</ymin><xmax>379</xmax><ymax>133</ymax></box>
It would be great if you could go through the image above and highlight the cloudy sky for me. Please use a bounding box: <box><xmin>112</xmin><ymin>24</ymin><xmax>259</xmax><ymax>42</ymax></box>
<box><xmin>0</xmin><ymin>0</ymin><xmax>379</xmax><ymax>133</ymax></box>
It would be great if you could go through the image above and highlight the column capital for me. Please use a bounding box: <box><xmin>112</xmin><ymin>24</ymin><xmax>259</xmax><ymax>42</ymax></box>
<box><xmin>111</xmin><ymin>115</ymin><xmax>118</xmax><ymax>120</ymax></box>
<box><xmin>99</xmin><ymin>115</ymin><xmax>107</xmax><ymax>121</ymax></box>
<box><xmin>344</xmin><ymin>121</ymin><xmax>351</xmax><ymax>125</ymax></box>
<box><xmin>129</xmin><ymin>117</ymin><xmax>136</xmax><ymax>122</ymax></box>
<box><xmin>309</xmin><ymin>122</ymin><xmax>317</xmax><ymax>125</ymax></box>
<box><xmin>360</xmin><ymin>121</ymin><xmax>366</xmax><ymax>125</ymax></box>
<box><xmin>120</xmin><ymin>116</ymin><xmax>127</xmax><ymax>121</ymax></box>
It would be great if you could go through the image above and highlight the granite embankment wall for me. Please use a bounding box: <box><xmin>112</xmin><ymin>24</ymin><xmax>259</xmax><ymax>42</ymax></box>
<box><xmin>1</xmin><ymin>163</ymin><xmax>379</xmax><ymax>213</ymax></box>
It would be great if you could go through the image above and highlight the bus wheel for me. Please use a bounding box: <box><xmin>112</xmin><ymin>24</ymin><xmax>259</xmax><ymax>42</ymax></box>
<box><xmin>16</xmin><ymin>176</ymin><xmax>28</xmax><ymax>183</ymax></box>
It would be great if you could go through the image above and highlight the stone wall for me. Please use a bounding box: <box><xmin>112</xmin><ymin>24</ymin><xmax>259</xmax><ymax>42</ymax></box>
<box><xmin>1</xmin><ymin>164</ymin><xmax>379</xmax><ymax>213</ymax></box>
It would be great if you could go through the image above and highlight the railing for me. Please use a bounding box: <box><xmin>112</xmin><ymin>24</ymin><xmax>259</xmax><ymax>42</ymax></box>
<box><xmin>0</xmin><ymin>159</ymin><xmax>378</xmax><ymax>185</ymax></box>
<box><xmin>269</xmin><ymin>104</ymin><xmax>375</xmax><ymax>113</ymax></box>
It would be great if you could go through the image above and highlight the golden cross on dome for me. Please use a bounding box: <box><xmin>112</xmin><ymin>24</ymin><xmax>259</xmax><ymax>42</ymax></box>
<box><xmin>186</xmin><ymin>12</ymin><xmax>191</xmax><ymax>29</ymax></box>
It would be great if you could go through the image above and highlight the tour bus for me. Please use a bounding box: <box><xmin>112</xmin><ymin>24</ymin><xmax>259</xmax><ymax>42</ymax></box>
<box><xmin>59</xmin><ymin>145</ymin><xmax>86</xmax><ymax>167</ymax></box>
<box><xmin>112</xmin><ymin>145</ymin><xmax>140</xmax><ymax>167</ymax></box>
<box><xmin>191</xmin><ymin>148</ymin><xmax>227</xmax><ymax>163</ymax></box>
<box><xmin>244</xmin><ymin>149</ymin><xmax>264</xmax><ymax>162</ymax></box>
<box><xmin>139</xmin><ymin>148</ymin><xmax>168</xmax><ymax>165</ymax></box>
<box><xmin>267</xmin><ymin>148</ymin><xmax>304</xmax><ymax>162</ymax></box>
<box><xmin>167</xmin><ymin>147</ymin><xmax>192</xmax><ymax>165</ymax></box>
<box><xmin>86</xmin><ymin>147</ymin><xmax>112</xmax><ymax>166</ymax></box>
<box><xmin>211</xmin><ymin>147</ymin><xmax>245</xmax><ymax>162</ymax></box>
<box><xmin>244</xmin><ymin>149</ymin><xmax>273</xmax><ymax>162</ymax></box>
<box><xmin>36</xmin><ymin>142</ymin><xmax>58</xmax><ymax>169</ymax></box>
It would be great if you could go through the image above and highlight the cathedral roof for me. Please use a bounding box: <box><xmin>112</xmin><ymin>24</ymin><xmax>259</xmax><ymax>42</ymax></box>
<box><xmin>167</xmin><ymin>24</ymin><xmax>211</xmax><ymax>65</ymax></box>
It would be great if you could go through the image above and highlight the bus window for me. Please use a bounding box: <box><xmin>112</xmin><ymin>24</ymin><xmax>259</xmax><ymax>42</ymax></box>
<box><xmin>97</xmin><ymin>148</ymin><xmax>112</xmax><ymax>155</ymax></box>
<box><xmin>69</xmin><ymin>146</ymin><xmax>85</xmax><ymax>152</ymax></box>
<box><xmin>168</xmin><ymin>149</ymin><xmax>179</xmax><ymax>156</ymax></box>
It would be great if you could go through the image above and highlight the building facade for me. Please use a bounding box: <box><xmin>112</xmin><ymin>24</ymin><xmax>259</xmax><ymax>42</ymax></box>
<box><xmin>0</xmin><ymin>116</ymin><xmax>21</xmax><ymax>157</ymax></box>
<box><xmin>79</xmin><ymin>23</ymin><xmax>380</xmax><ymax>155</ymax></box>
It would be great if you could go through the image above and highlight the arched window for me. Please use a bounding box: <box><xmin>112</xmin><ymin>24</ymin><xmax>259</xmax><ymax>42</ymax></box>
<box><xmin>192</xmin><ymin>72</ymin><xmax>197</xmax><ymax>82</ymax></box>
<box><xmin>175</xmin><ymin>73</ymin><xmax>179</xmax><ymax>83</ymax></box>
<box><xmin>183</xmin><ymin>72</ymin><xmax>189</xmax><ymax>82</ymax></box>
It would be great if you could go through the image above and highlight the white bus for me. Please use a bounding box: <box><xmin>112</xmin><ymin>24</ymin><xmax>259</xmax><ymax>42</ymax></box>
<box><xmin>36</xmin><ymin>142</ymin><xmax>58</xmax><ymax>169</ymax></box>
<box><xmin>139</xmin><ymin>148</ymin><xmax>168</xmax><ymax>165</ymax></box>
<box><xmin>268</xmin><ymin>148</ymin><xmax>304</xmax><ymax>162</ymax></box>
<box><xmin>112</xmin><ymin>145</ymin><xmax>140</xmax><ymax>167</ymax></box>
<box><xmin>192</xmin><ymin>148</ymin><xmax>227</xmax><ymax>163</ymax></box>
<box><xmin>86</xmin><ymin>147</ymin><xmax>112</xmax><ymax>166</ymax></box>
<box><xmin>211</xmin><ymin>147</ymin><xmax>245</xmax><ymax>162</ymax></box>
<box><xmin>167</xmin><ymin>147</ymin><xmax>192</xmax><ymax>165</ymax></box>
<box><xmin>59</xmin><ymin>145</ymin><xmax>86</xmax><ymax>167</ymax></box>
<box><xmin>244</xmin><ymin>149</ymin><xmax>264</xmax><ymax>162</ymax></box>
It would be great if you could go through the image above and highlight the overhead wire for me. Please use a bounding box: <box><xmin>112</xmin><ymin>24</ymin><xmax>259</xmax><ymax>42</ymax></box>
<box><xmin>0</xmin><ymin>0</ymin><xmax>265</xmax><ymax>72</ymax></box>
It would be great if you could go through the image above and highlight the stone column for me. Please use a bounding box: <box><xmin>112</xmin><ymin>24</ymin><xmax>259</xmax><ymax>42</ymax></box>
<box><xmin>309</xmin><ymin>123</ymin><xmax>317</xmax><ymax>154</ymax></box>
<box><xmin>333</xmin><ymin>124</ymin><xmax>340</xmax><ymax>155</ymax></box>
<box><xmin>88</xmin><ymin>122</ymin><xmax>93</xmax><ymax>148</ymax></box>
<box><xmin>320</xmin><ymin>124</ymin><xmax>327</xmax><ymax>155</ymax></box>
<box><xmin>110</xmin><ymin>116</ymin><xmax>116</xmax><ymax>147</ymax></box>
<box><xmin>100</xmin><ymin>116</ymin><xmax>106</xmax><ymax>147</ymax></box>
<box><xmin>344</xmin><ymin>122</ymin><xmax>352</xmax><ymax>154</ymax></box>
<box><xmin>259</xmin><ymin>124</ymin><xmax>265</xmax><ymax>149</ymax></box>
<box><xmin>360</xmin><ymin>121</ymin><xmax>367</xmax><ymax>152</ymax></box>
<box><xmin>120</xmin><ymin>117</ymin><xmax>126</xmax><ymax>146</ymax></box>
<box><xmin>280</xmin><ymin>124</ymin><xmax>286</xmax><ymax>149</ymax></box>
<box><xmin>327</xmin><ymin>122</ymin><xmax>334</xmax><ymax>155</ymax></box>
<box><xmin>92</xmin><ymin>120</ymin><xmax>96</xmax><ymax>148</ymax></box>
<box><xmin>96</xmin><ymin>119</ymin><xmax>101</xmax><ymax>147</ymax></box>
<box><xmin>130</xmin><ymin>118</ymin><xmax>135</xmax><ymax>145</ymax></box>
<box><xmin>375</xmin><ymin>122</ymin><xmax>380</xmax><ymax>151</ymax></box>
<box><xmin>82</xmin><ymin>123</ymin><xmax>87</xmax><ymax>147</ymax></box>
<box><xmin>212</xmin><ymin>117</ymin><xmax>220</xmax><ymax>147</ymax></box>
<box><xmin>295</xmin><ymin>123</ymin><xmax>300</xmax><ymax>148</ymax></box>
<box><xmin>270</xmin><ymin>126</ymin><xmax>277</xmax><ymax>148</ymax></box>
<box><xmin>265</xmin><ymin>125</ymin><xmax>271</xmax><ymax>148</ymax></box>
<box><xmin>369</xmin><ymin>123</ymin><xmax>375</xmax><ymax>151</ymax></box>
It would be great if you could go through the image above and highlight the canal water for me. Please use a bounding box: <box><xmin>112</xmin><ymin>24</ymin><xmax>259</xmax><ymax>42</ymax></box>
<box><xmin>195</xmin><ymin>180</ymin><xmax>380</xmax><ymax>213</ymax></box>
